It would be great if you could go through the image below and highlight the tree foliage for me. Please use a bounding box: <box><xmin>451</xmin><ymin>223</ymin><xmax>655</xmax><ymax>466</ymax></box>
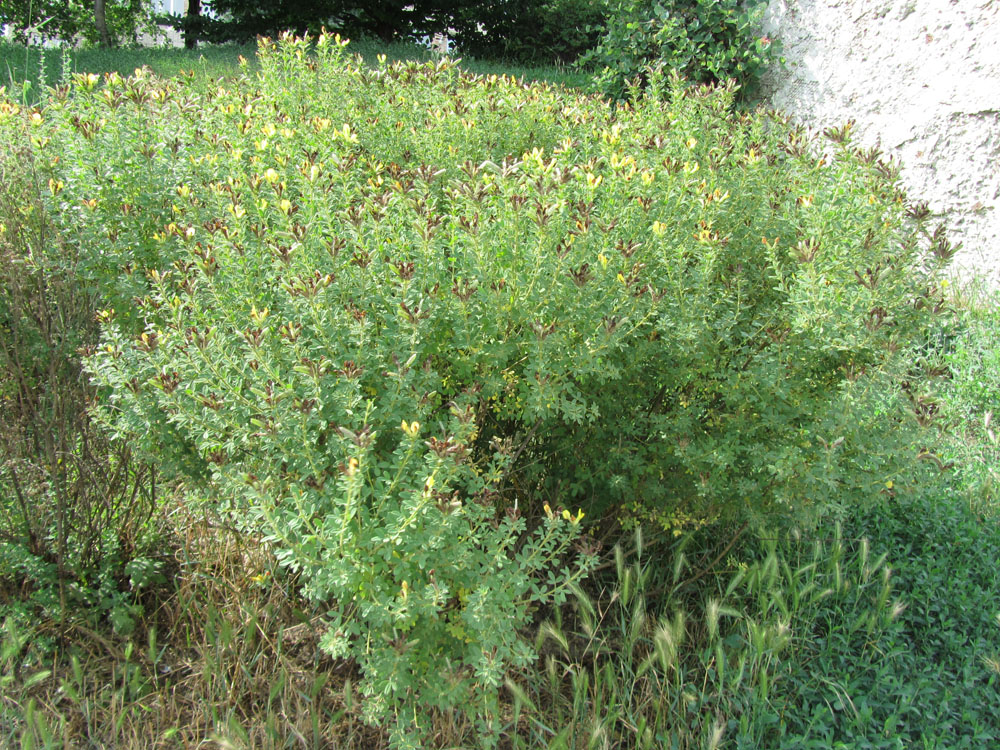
<box><xmin>449</xmin><ymin>0</ymin><xmax>608</xmax><ymax>63</ymax></box>
<box><xmin>195</xmin><ymin>0</ymin><xmax>461</xmax><ymax>44</ymax></box>
<box><xmin>187</xmin><ymin>0</ymin><xmax>604</xmax><ymax>62</ymax></box>
<box><xmin>0</xmin><ymin>0</ymin><xmax>155</xmax><ymax>46</ymax></box>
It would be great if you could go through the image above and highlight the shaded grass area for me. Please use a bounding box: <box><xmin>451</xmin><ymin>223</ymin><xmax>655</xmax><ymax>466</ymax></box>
<box><xmin>506</xmin><ymin>489</ymin><xmax>1000</xmax><ymax>749</ymax></box>
<box><xmin>348</xmin><ymin>37</ymin><xmax>593</xmax><ymax>89</ymax></box>
<box><xmin>831</xmin><ymin>491</ymin><xmax>1000</xmax><ymax>748</ymax></box>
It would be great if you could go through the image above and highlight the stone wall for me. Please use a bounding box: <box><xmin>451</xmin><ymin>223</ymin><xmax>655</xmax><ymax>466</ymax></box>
<box><xmin>759</xmin><ymin>0</ymin><xmax>999</xmax><ymax>285</ymax></box>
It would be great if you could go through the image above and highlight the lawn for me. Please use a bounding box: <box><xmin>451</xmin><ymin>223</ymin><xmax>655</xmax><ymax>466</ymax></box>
<box><xmin>0</xmin><ymin>36</ymin><xmax>591</xmax><ymax>106</ymax></box>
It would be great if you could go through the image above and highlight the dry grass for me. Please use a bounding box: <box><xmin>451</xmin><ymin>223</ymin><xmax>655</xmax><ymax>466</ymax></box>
<box><xmin>2</xmin><ymin>497</ymin><xmax>389</xmax><ymax>749</ymax></box>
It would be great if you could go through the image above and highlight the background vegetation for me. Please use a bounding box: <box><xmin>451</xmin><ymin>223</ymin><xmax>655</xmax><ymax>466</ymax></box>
<box><xmin>0</xmin><ymin>0</ymin><xmax>157</xmax><ymax>47</ymax></box>
<box><xmin>0</xmin><ymin>12</ymin><xmax>997</xmax><ymax>750</ymax></box>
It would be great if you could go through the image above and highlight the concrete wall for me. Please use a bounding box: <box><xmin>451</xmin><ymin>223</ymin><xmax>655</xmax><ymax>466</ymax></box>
<box><xmin>759</xmin><ymin>0</ymin><xmax>1000</xmax><ymax>285</ymax></box>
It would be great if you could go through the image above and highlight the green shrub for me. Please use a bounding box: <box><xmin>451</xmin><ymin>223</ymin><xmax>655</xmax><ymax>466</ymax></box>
<box><xmin>0</xmin><ymin>133</ymin><xmax>160</xmax><ymax>642</ymax></box>
<box><xmin>450</xmin><ymin>0</ymin><xmax>610</xmax><ymax>65</ymax></box>
<box><xmin>2</xmin><ymin>32</ymin><xmax>951</xmax><ymax>744</ymax></box>
<box><xmin>582</xmin><ymin>0</ymin><xmax>780</xmax><ymax>102</ymax></box>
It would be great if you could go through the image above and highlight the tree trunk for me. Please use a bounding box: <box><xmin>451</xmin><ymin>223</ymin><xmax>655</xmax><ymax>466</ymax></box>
<box><xmin>94</xmin><ymin>0</ymin><xmax>113</xmax><ymax>47</ymax></box>
<box><xmin>185</xmin><ymin>0</ymin><xmax>202</xmax><ymax>49</ymax></box>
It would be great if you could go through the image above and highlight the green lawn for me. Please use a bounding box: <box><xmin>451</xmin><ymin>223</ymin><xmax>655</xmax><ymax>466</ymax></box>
<box><xmin>0</xmin><ymin>37</ymin><xmax>591</xmax><ymax>106</ymax></box>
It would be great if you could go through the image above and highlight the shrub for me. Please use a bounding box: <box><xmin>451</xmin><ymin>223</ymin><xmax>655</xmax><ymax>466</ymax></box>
<box><xmin>0</xmin><ymin>133</ymin><xmax>159</xmax><ymax>641</ymax></box>
<box><xmin>450</xmin><ymin>0</ymin><xmax>610</xmax><ymax>65</ymax></box>
<box><xmin>2</xmin><ymin>32</ymin><xmax>951</xmax><ymax>743</ymax></box>
<box><xmin>7</xmin><ymin>40</ymin><xmax>592</xmax><ymax>747</ymax></box>
<box><xmin>582</xmin><ymin>0</ymin><xmax>780</xmax><ymax>102</ymax></box>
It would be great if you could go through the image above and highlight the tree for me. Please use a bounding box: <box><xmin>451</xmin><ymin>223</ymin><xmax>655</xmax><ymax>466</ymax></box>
<box><xmin>94</xmin><ymin>0</ymin><xmax>112</xmax><ymax>47</ymax></box>
<box><xmin>184</xmin><ymin>0</ymin><xmax>201</xmax><ymax>49</ymax></box>
<box><xmin>201</xmin><ymin>0</ymin><xmax>460</xmax><ymax>44</ymax></box>
<box><xmin>0</xmin><ymin>0</ymin><xmax>154</xmax><ymax>46</ymax></box>
<box><xmin>199</xmin><ymin>0</ymin><xmax>605</xmax><ymax>63</ymax></box>
<box><xmin>449</xmin><ymin>0</ymin><xmax>608</xmax><ymax>63</ymax></box>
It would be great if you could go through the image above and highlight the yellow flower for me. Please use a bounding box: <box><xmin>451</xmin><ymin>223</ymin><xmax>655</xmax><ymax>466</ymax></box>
<box><xmin>336</xmin><ymin>123</ymin><xmax>357</xmax><ymax>143</ymax></box>
<box><xmin>652</xmin><ymin>221</ymin><xmax>668</xmax><ymax>236</ymax></box>
<box><xmin>601</xmin><ymin>123</ymin><xmax>623</xmax><ymax>145</ymax></box>
<box><xmin>686</xmin><ymin>137</ymin><xmax>697</xmax><ymax>149</ymax></box>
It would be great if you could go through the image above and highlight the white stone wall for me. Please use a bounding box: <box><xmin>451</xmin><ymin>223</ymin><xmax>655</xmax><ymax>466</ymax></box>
<box><xmin>759</xmin><ymin>0</ymin><xmax>1000</xmax><ymax>285</ymax></box>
